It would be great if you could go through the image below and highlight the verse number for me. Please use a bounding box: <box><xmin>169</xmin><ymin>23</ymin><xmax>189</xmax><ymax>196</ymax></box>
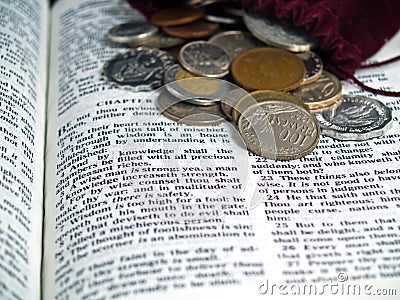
<box><xmin>275</xmin><ymin>223</ymin><xmax>288</xmax><ymax>228</ymax></box>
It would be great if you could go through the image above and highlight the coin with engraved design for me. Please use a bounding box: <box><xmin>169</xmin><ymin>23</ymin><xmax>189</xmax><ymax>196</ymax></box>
<box><xmin>179</xmin><ymin>41</ymin><xmax>231</xmax><ymax>78</ymax></box>
<box><xmin>103</xmin><ymin>47</ymin><xmax>173</xmax><ymax>91</ymax></box>
<box><xmin>238</xmin><ymin>100</ymin><xmax>320</xmax><ymax>160</ymax></box>
<box><xmin>314</xmin><ymin>95</ymin><xmax>392</xmax><ymax>140</ymax></box>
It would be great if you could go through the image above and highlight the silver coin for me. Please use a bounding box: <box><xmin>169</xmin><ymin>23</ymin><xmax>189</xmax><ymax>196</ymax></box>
<box><xmin>164</xmin><ymin>64</ymin><xmax>231</xmax><ymax>106</ymax></box>
<box><xmin>209</xmin><ymin>30</ymin><xmax>264</xmax><ymax>59</ymax></box>
<box><xmin>238</xmin><ymin>100</ymin><xmax>320</xmax><ymax>160</ymax></box>
<box><xmin>295</xmin><ymin>51</ymin><xmax>323</xmax><ymax>84</ymax></box>
<box><xmin>178</xmin><ymin>41</ymin><xmax>231</xmax><ymax>78</ymax></box>
<box><xmin>103</xmin><ymin>47</ymin><xmax>174</xmax><ymax>91</ymax></box>
<box><xmin>127</xmin><ymin>31</ymin><xmax>185</xmax><ymax>49</ymax></box>
<box><xmin>315</xmin><ymin>95</ymin><xmax>393</xmax><ymax>140</ymax></box>
<box><xmin>243</xmin><ymin>9</ymin><xmax>317</xmax><ymax>52</ymax></box>
<box><xmin>107</xmin><ymin>21</ymin><xmax>158</xmax><ymax>44</ymax></box>
<box><xmin>156</xmin><ymin>89</ymin><xmax>226</xmax><ymax>125</ymax></box>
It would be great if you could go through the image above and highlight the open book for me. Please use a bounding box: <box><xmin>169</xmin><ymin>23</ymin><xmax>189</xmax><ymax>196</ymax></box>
<box><xmin>1</xmin><ymin>0</ymin><xmax>399</xmax><ymax>299</ymax></box>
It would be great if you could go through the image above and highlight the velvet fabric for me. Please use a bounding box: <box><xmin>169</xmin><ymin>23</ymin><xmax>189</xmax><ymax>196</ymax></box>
<box><xmin>127</xmin><ymin>0</ymin><xmax>400</xmax><ymax>81</ymax></box>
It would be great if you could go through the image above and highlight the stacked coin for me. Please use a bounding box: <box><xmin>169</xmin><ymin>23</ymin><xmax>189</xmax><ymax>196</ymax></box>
<box><xmin>103</xmin><ymin>3</ymin><xmax>393</xmax><ymax>159</ymax></box>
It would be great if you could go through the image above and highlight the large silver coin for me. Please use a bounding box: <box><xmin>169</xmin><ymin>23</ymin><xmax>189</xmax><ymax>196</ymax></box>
<box><xmin>103</xmin><ymin>47</ymin><xmax>174</xmax><ymax>91</ymax></box>
<box><xmin>295</xmin><ymin>51</ymin><xmax>323</xmax><ymax>85</ymax></box>
<box><xmin>127</xmin><ymin>31</ymin><xmax>185</xmax><ymax>49</ymax></box>
<box><xmin>315</xmin><ymin>95</ymin><xmax>393</xmax><ymax>141</ymax></box>
<box><xmin>178</xmin><ymin>41</ymin><xmax>231</xmax><ymax>78</ymax></box>
<box><xmin>209</xmin><ymin>30</ymin><xmax>264</xmax><ymax>59</ymax></box>
<box><xmin>156</xmin><ymin>89</ymin><xmax>226</xmax><ymax>125</ymax></box>
<box><xmin>238</xmin><ymin>100</ymin><xmax>320</xmax><ymax>160</ymax></box>
<box><xmin>107</xmin><ymin>21</ymin><xmax>158</xmax><ymax>44</ymax></box>
<box><xmin>243</xmin><ymin>9</ymin><xmax>317</xmax><ymax>52</ymax></box>
<box><xmin>164</xmin><ymin>64</ymin><xmax>231</xmax><ymax>106</ymax></box>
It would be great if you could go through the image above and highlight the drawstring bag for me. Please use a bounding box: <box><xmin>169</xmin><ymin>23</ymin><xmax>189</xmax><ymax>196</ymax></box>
<box><xmin>127</xmin><ymin>0</ymin><xmax>400</xmax><ymax>96</ymax></box>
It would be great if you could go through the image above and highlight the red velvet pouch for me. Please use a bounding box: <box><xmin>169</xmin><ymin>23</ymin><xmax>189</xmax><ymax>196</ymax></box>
<box><xmin>127</xmin><ymin>0</ymin><xmax>400</xmax><ymax>95</ymax></box>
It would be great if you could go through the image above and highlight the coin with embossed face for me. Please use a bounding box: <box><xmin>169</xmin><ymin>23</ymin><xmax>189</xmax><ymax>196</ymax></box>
<box><xmin>150</xmin><ymin>5</ymin><xmax>205</xmax><ymax>26</ymax></box>
<box><xmin>103</xmin><ymin>47</ymin><xmax>174</xmax><ymax>91</ymax></box>
<box><xmin>209</xmin><ymin>30</ymin><xmax>264</xmax><ymax>59</ymax></box>
<box><xmin>295</xmin><ymin>51</ymin><xmax>323</xmax><ymax>85</ymax></box>
<box><xmin>238</xmin><ymin>100</ymin><xmax>320</xmax><ymax>160</ymax></box>
<box><xmin>314</xmin><ymin>95</ymin><xmax>392</xmax><ymax>140</ymax></box>
<box><xmin>107</xmin><ymin>21</ymin><xmax>158</xmax><ymax>44</ymax></box>
<box><xmin>291</xmin><ymin>71</ymin><xmax>342</xmax><ymax>110</ymax></box>
<box><xmin>231</xmin><ymin>47</ymin><xmax>305</xmax><ymax>92</ymax></box>
<box><xmin>156</xmin><ymin>89</ymin><xmax>226</xmax><ymax>125</ymax></box>
<box><xmin>179</xmin><ymin>41</ymin><xmax>231</xmax><ymax>78</ymax></box>
<box><xmin>243</xmin><ymin>9</ymin><xmax>317</xmax><ymax>52</ymax></box>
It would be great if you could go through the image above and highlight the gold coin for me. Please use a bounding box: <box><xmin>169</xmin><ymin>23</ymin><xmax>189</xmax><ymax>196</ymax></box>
<box><xmin>150</xmin><ymin>5</ymin><xmax>205</xmax><ymax>27</ymax></box>
<box><xmin>177</xmin><ymin>77</ymin><xmax>219</xmax><ymax>95</ymax></box>
<box><xmin>231</xmin><ymin>90</ymin><xmax>306</xmax><ymax>125</ymax></box>
<box><xmin>231</xmin><ymin>47</ymin><xmax>306</xmax><ymax>92</ymax></box>
<box><xmin>291</xmin><ymin>71</ymin><xmax>342</xmax><ymax>110</ymax></box>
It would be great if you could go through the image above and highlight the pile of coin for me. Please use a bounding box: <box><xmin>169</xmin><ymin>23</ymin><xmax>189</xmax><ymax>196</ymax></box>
<box><xmin>103</xmin><ymin>2</ymin><xmax>392</xmax><ymax>160</ymax></box>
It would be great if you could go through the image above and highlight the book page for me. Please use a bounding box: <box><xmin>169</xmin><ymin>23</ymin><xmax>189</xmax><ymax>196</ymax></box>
<box><xmin>44</xmin><ymin>0</ymin><xmax>400</xmax><ymax>299</ymax></box>
<box><xmin>0</xmin><ymin>0</ymin><xmax>48</xmax><ymax>299</ymax></box>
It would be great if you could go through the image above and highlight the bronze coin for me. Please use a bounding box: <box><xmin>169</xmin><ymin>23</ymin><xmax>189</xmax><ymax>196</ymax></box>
<box><xmin>150</xmin><ymin>5</ymin><xmax>205</xmax><ymax>27</ymax></box>
<box><xmin>163</xmin><ymin>20</ymin><xmax>219</xmax><ymax>39</ymax></box>
<box><xmin>231</xmin><ymin>47</ymin><xmax>306</xmax><ymax>92</ymax></box>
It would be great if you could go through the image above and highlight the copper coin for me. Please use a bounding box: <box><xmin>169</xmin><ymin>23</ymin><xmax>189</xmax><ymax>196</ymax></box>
<box><xmin>291</xmin><ymin>71</ymin><xmax>342</xmax><ymax>110</ymax></box>
<box><xmin>231</xmin><ymin>47</ymin><xmax>306</xmax><ymax>92</ymax></box>
<box><xmin>150</xmin><ymin>5</ymin><xmax>205</xmax><ymax>27</ymax></box>
<box><xmin>163</xmin><ymin>20</ymin><xmax>219</xmax><ymax>39</ymax></box>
